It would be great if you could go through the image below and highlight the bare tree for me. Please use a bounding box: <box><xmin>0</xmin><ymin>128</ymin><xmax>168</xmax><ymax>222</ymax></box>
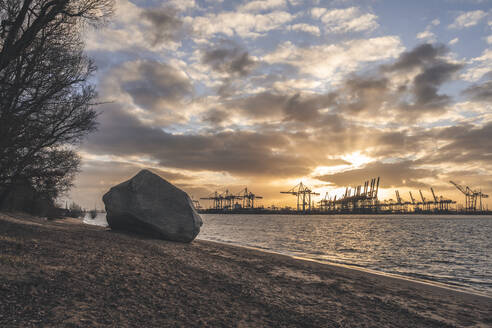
<box><xmin>0</xmin><ymin>0</ymin><xmax>113</xmax><ymax>210</ymax></box>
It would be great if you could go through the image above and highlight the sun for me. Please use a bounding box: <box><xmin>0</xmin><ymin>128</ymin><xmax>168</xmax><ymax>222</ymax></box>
<box><xmin>342</xmin><ymin>151</ymin><xmax>373</xmax><ymax>167</ymax></box>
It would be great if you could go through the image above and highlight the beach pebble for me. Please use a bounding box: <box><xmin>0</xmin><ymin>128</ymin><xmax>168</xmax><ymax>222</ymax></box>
<box><xmin>102</xmin><ymin>169</ymin><xmax>202</xmax><ymax>242</ymax></box>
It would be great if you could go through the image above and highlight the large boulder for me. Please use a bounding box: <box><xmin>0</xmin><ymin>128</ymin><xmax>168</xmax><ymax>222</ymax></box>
<box><xmin>102</xmin><ymin>169</ymin><xmax>202</xmax><ymax>242</ymax></box>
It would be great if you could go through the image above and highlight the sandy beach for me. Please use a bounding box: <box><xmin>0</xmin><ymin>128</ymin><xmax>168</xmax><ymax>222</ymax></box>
<box><xmin>0</xmin><ymin>212</ymin><xmax>490</xmax><ymax>327</ymax></box>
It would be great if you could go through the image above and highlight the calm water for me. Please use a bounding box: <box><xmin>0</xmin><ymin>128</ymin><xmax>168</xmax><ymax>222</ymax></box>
<box><xmin>84</xmin><ymin>213</ymin><xmax>492</xmax><ymax>296</ymax></box>
<box><xmin>198</xmin><ymin>214</ymin><xmax>492</xmax><ymax>296</ymax></box>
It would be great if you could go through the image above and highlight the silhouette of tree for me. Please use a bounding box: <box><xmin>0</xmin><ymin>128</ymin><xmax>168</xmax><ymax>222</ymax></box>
<box><xmin>0</xmin><ymin>0</ymin><xmax>113</xmax><ymax>210</ymax></box>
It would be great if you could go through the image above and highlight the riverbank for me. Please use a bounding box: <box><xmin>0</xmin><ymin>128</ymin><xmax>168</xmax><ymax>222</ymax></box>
<box><xmin>1</xmin><ymin>212</ymin><xmax>490</xmax><ymax>327</ymax></box>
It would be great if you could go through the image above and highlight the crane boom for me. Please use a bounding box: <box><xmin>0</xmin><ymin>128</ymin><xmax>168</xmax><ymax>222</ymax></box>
<box><xmin>395</xmin><ymin>190</ymin><xmax>402</xmax><ymax>204</ymax></box>
<box><xmin>450</xmin><ymin>181</ymin><xmax>468</xmax><ymax>195</ymax></box>
<box><xmin>409</xmin><ymin>191</ymin><xmax>415</xmax><ymax>204</ymax></box>
<box><xmin>431</xmin><ymin>188</ymin><xmax>438</xmax><ymax>203</ymax></box>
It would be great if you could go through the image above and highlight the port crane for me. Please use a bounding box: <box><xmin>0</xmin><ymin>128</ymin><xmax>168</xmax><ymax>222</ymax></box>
<box><xmin>431</xmin><ymin>187</ymin><xmax>438</xmax><ymax>207</ymax></box>
<box><xmin>450</xmin><ymin>181</ymin><xmax>489</xmax><ymax>212</ymax></box>
<box><xmin>318</xmin><ymin>193</ymin><xmax>338</xmax><ymax>212</ymax></box>
<box><xmin>394</xmin><ymin>190</ymin><xmax>410</xmax><ymax>212</ymax></box>
<box><xmin>223</xmin><ymin>189</ymin><xmax>242</xmax><ymax>209</ymax></box>
<box><xmin>395</xmin><ymin>190</ymin><xmax>402</xmax><ymax>204</ymax></box>
<box><xmin>280</xmin><ymin>182</ymin><xmax>319</xmax><ymax>212</ymax></box>
<box><xmin>326</xmin><ymin>177</ymin><xmax>380</xmax><ymax>212</ymax></box>
<box><xmin>201</xmin><ymin>188</ymin><xmax>262</xmax><ymax>210</ymax></box>
<box><xmin>318</xmin><ymin>192</ymin><xmax>330</xmax><ymax>212</ymax></box>
<box><xmin>199</xmin><ymin>189</ymin><xmax>240</xmax><ymax>210</ymax></box>
<box><xmin>237</xmin><ymin>188</ymin><xmax>263</xmax><ymax>209</ymax></box>
<box><xmin>409</xmin><ymin>191</ymin><xmax>421</xmax><ymax>212</ymax></box>
<box><xmin>200</xmin><ymin>191</ymin><xmax>223</xmax><ymax>209</ymax></box>
<box><xmin>419</xmin><ymin>190</ymin><xmax>431</xmax><ymax>211</ymax></box>
<box><xmin>430</xmin><ymin>187</ymin><xmax>454</xmax><ymax>212</ymax></box>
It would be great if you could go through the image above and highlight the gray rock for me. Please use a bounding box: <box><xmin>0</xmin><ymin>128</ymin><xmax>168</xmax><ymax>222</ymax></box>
<box><xmin>102</xmin><ymin>169</ymin><xmax>202</xmax><ymax>242</ymax></box>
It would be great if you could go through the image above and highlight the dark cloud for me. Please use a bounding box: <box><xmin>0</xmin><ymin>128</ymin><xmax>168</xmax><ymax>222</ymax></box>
<box><xmin>325</xmin><ymin>43</ymin><xmax>464</xmax><ymax>116</ymax></box>
<box><xmin>202</xmin><ymin>41</ymin><xmax>256</xmax><ymax>77</ymax></box>
<box><xmin>225</xmin><ymin>91</ymin><xmax>337</xmax><ymax>123</ymax></box>
<box><xmin>384</xmin><ymin>43</ymin><xmax>447</xmax><ymax>71</ymax></box>
<box><xmin>204</xmin><ymin>44</ymin><xmax>463</xmax><ymax>126</ymax></box>
<box><xmin>227</xmin><ymin>56</ymin><xmax>456</xmax><ymax>124</ymax></box>
<box><xmin>387</xmin><ymin>44</ymin><xmax>463</xmax><ymax>110</ymax></box>
<box><xmin>424</xmin><ymin>122</ymin><xmax>492</xmax><ymax>164</ymax></box>
<box><xmin>85</xmin><ymin>104</ymin><xmax>314</xmax><ymax>178</ymax></box>
<box><xmin>120</xmin><ymin>60</ymin><xmax>192</xmax><ymax>112</ymax></box>
<box><xmin>200</xmin><ymin>40</ymin><xmax>258</xmax><ymax>98</ymax></box>
<box><xmin>231</xmin><ymin>44</ymin><xmax>461</xmax><ymax>123</ymax></box>
<box><xmin>216</xmin><ymin>79</ymin><xmax>247</xmax><ymax>98</ymax></box>
<box><xmin>141</xmin><ymin>8</ymin><xmax>184</xmax><ymax>45</ymax></box>
<box><xmin>371</xmin><ymin>130</ymin><xmax>428</xmax><ymax>158</ymax></box>
<box><xmin>336</xmin><ymin>77</ymin><xmax>390</xmax><ymax>114</ymax></box>
<box><xmin>462</xmin><ymin>79</ymin><xmax>492</xmax><ymax>102</ymax></box>
<box><xmin>316</xmin><ymin>161</ymin><xmax>436</xmax><ymax>189</ymax></box>
<box><xmin>410</xmin><ymin>61</ymin><xmax>463</xmax><ymax>108</ymax></box>
<box><xmin>284</xmin><ymin>92</ymin><xmax>335</xmax><ymax>122</ymax></box>
<box><xmin>200</xmin><ymin>108</ymin><xmax>230</xmax><ymax>125</ymax></box>
<box><xmin>227</xmin><ymin>92</ymin><xmax>287</xmax><ymax>118</ymax></box>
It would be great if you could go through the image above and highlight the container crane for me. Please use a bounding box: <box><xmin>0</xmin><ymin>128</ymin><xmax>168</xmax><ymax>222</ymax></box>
<box><xmin>430</xmin><ymin>187</ymin><xmax>455</xmax><ymax>212</ymax></box>
<box><xmin>280</xmin><ymin>182</ymin><xmax>320</xmax><ymax>212</ymax></box>
<box><xmin>318</xmin><ymin>192</ymin><xmax>330</xmax><ymax>212</ymax></box>
<box><xmin>450</xmin><ymin>181</ymin><xmax>488</xmax><ymax>212</ymax></box>
<box><xmin>409</xmin><ymin>191</ymin><xmax>420</xmax><ymax>212</ymax></box>
<box><xmin>475</xmin><ymin>189</ymin><xmax>489</xmax><ymax>212</ymax></box>
<box><xmin>331</xmin><ymin>177</ymin><xmax>380</xmax><ymax>212</ymax></box>
<box><xmin>395</xmin><ymin>190</ymin><xmax>402</xmax><ymax>204</ymax></box>
<box><xmin>200</xmin><ymin>189</ymin><xmax>241</xmax><ymax>210</ymax></box>
<box><xmin>450</xmin><ymin>181</ymin><xmax>474</xmax><ymax>211</ymax></box>
<box><xmin>430</xmin><ymin>187</ymin><xmax>438</xmax><ymax>212</ymax></box>
<box><xmin>237</xmin><ymin>187</ymin><xmax>263</xmax><ymax>209</ymax></box>
<box><xmin>394</xmin><ymin>190</ymin><xmax>403</xmax><ymax>212</ymax></box>
<box><xmin>200</xmin><ymin>191</ymin><xmax>223</xmax><ymax>209</ymax></box>
<box><xmin>419</xmin><ymin>190</ymin><xmax>430</xmax><ymax>211</ymax></box>
<box><xmin>222</xmin><ymin>189</ymin><xmax>241</xmax><ymax>210</ymax></box>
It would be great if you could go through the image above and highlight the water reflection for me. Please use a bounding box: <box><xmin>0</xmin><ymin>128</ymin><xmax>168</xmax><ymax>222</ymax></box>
<box><xmin>198</xmin><ymin>214</ymin><xmax>492</xmax><ymax>296</ymax></box>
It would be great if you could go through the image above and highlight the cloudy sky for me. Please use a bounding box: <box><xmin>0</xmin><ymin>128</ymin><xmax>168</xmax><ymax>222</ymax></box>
<box><xmin>71</xmin><ymin>0</ymin><xmax>492</xmax><ymax>210</ymax></box>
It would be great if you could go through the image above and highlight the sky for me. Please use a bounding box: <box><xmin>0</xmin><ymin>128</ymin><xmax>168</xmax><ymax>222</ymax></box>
<box><xmin>70</xmin><ymin>0</ymin><xmax>492</xmax><ymax>210</ymax></box>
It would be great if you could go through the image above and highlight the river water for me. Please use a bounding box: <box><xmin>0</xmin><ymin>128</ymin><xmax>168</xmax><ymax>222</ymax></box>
<box><xmin>84</xmin><ymin>213</ymin><xmax>492</xmax><ymax>296</ymax></box>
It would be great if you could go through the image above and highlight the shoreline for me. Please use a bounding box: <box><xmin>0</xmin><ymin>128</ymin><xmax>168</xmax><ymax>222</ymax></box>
<box><xmin>83</xmin><ymin>211</ymin><xmax>492</xmax><ymax>299</ymax></box>
<box><xmin>83</xmin><ymin>214</ymin><xmax>491</xmax><ymax>298</ymax></box>
<box><xmin>197</xmin><ymin>237</ymin><xmax>492</xmax><ymax>299</ymax></box>
<box><xmin>1</xmin><ymin>212</ymin><xmax>491</xmax><ymax>327</ymax></box>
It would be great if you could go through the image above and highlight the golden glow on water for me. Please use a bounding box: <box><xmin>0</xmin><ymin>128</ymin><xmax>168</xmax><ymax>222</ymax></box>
<box><xmin>197</xmin><ymin>214</ymin><xmax>492</xmax><ymax>296</ymax></box>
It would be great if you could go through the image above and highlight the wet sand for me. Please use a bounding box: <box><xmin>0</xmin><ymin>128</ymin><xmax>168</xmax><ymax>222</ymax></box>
<box><xmin>0</xmin><ymin>212</ymin><xmax>490</xmax><ymax>327</ymax></box>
